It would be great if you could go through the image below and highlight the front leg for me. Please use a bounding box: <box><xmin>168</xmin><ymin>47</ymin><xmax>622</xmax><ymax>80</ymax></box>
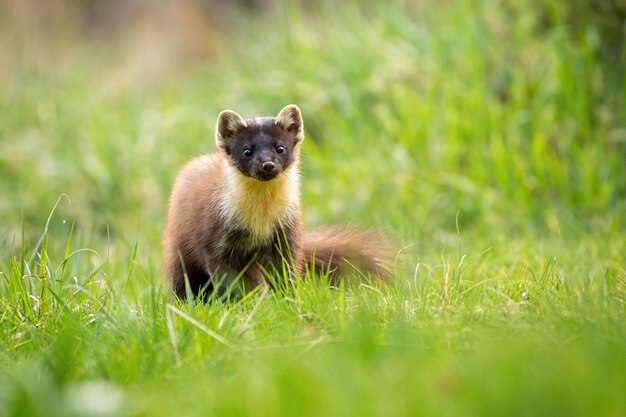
<box><xmin>211</xmin><ymin>255</ymin><xmax>268</xmax><ymax>298</ymax></box>
<box><xmin>242</xmin><ymin>263</ymin><xmax>268</xmax><ymax>290</ymax></box>
<box><xmin>272</xmin><ymin>220</ymin><xmax>304</xmax><ymax>279</ymax></box>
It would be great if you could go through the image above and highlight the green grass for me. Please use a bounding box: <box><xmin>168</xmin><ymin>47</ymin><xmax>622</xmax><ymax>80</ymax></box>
<box><xmin>1</xmin><ymin>1</ymin><xmax>625</xmax><ymax>416</ymax></box>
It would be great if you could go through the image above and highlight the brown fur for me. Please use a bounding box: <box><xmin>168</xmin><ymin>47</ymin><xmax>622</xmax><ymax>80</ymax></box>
<box><xmin>302</xmin><ymin>226</ymin><xmax>394</xmax><ymax>282</ymax></box>
<box><xmin>163</xmin><ymin>105</ymin><xmax>394</xmax><ymax>299</ymax></box>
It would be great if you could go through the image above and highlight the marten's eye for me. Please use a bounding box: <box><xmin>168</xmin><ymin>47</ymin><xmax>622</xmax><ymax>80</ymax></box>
<box><xmin>243</xmin><ymin>148</ymin><xmax>253</xmax><ymax>157</ymax></box>
<box><xmin>276</xmin><ymin>145</ymin><xmax>284</xmax><ymax>154</ymax></box>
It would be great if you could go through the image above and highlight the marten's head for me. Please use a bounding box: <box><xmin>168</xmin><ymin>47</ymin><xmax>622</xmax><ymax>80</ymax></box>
<box><xmin>215</xmin><ymin>105</ymin><xmax>304</xmax><ymax>182</ymax></box>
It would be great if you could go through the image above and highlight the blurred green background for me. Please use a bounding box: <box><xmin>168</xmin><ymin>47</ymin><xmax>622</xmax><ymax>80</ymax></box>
<box><xmin>1</xmin><ymin>1</ymin><xmax>625</xmax><ymax>416</ymax></box>
<box><xmin>1</xmin><ymin>0</ymin><xmax>624</xmax><ymax>248</ymax></box>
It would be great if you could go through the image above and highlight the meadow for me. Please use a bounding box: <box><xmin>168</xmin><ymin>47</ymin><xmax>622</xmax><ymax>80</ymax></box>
<box><xmin>1</xmin><ymin>1</ymin><xmax>625</xmax><ymax>416</ymax></box>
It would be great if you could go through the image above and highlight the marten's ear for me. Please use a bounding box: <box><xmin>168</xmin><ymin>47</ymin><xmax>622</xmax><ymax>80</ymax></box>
<box><xmin>275</xmin><ymin>104</ymin><xmax>304</xmax><ymax>143</ymax></box>
<box><xmin>216</xmin><ymin>110</ymin><xmax>247</xmax><ymax>151</ymax></box>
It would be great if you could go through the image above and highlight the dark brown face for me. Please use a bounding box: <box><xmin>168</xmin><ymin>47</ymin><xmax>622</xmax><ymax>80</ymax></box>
<box><xmin>215</xmin><ymin>105</ymin><xmax>305</xmax><ymax>181</ymax></box>
<box><xmin>224</xmin><ymin>118</ymin><xmax>298</xmax><ymax>181</ymax></box>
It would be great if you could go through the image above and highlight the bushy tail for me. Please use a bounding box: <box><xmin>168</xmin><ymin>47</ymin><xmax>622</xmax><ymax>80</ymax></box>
<box><xmin>302</xmin><ymin>226</ymin><xmax>396</xmax><ymax>282</ymax></box>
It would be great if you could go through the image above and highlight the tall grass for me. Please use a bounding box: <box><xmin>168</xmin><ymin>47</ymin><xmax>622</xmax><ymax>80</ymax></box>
<box><xmin>1</xmin><ymin>1</ymin><xmax>625</xmax><ymax>416</ymax></box>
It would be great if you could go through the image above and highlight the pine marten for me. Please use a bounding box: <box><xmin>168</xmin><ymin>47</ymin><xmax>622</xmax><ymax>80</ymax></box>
<box><xmin>163</xmin><ymin>104</ymin><xmax>393</xmax><ymax>299</ymax></box>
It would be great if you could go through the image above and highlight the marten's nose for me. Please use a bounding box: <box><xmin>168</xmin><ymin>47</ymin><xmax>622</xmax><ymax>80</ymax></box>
<box><xmin>262</xmin><ymin>161</ymin><xmax>275</xmax><ymax>171</ymax></box>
